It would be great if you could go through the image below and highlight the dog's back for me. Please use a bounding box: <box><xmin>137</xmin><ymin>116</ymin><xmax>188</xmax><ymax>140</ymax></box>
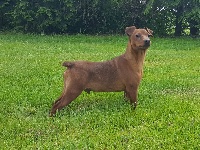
<box><xmin>62</xmin><ymin>59</ymin><xmax>125</xmax><ymax>92</ymax></box>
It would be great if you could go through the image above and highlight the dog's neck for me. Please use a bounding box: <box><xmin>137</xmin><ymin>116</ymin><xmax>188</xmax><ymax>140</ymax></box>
<box><xmin>123</xmin><ymin>41</ymin><xmax>148</xmax><ymax>72</ymax></box>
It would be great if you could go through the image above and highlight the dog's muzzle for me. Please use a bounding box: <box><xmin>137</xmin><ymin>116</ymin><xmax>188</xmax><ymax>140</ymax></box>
<box><xmin>144</xmin><ymin>40</ymin><xmax>150</xmax><ymax>46</ymax></box>
<box><xmin>144</xmin><ymin>40</ymin><xmax>150</xmax><ymax>47</ymax></box>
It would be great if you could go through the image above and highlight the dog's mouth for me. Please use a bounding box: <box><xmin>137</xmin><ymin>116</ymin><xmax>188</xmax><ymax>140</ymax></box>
<box><xmin>140</xmin><ymin>41</ymin><xmax>151</xmax><ymax>49</ymax></box>
<box><xmin>139</xmin><ymin>44</ymin><xmax>150</xmax><ymax>49</ymax></box>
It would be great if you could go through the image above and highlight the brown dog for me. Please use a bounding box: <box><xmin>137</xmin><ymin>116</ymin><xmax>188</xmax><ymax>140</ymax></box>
<box><xmin>50</xmin><ymin>26</ymin><xmax>153</xmax><ymax>116</ymax></box>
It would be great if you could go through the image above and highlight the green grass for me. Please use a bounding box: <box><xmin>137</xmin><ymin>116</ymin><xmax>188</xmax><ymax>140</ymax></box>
<box><xmin>0</xmin><ymin>33</ymin><xmax>199</xmax><ymax>149</ymax></box>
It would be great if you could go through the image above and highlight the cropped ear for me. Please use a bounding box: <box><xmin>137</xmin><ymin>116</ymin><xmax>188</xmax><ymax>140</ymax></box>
<box><xmin>145</xmin><ymin>27</ymin><xmax>153</xmax><ymax>37</ymax></box>
<box><xmin>125</xmin><ymin>26</ymin><xmax>136</xmax><ymax>36</ymax></box>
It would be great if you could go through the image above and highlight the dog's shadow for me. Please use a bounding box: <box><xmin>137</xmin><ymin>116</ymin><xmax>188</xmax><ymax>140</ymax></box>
<box><xmin>55</xmin><ymin>92</ymin><xmax>132</xmax><ymax>117</ymax></box>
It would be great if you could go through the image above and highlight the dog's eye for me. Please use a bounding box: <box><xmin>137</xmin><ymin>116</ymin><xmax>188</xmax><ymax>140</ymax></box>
<box><xmin>136</xmin><ymin>34</ymin><xmax>140</xmax><ymax>38</ymax></box>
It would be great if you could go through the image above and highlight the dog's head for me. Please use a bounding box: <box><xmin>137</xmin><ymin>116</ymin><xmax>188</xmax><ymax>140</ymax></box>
<box><xmin>125</xmin><ymin>26</ymin><xmax>153</xmax><ymax>50</ymax></box>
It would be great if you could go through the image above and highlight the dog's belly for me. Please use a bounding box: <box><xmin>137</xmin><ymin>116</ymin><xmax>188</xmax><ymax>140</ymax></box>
<box><xmin>85</xmin><ymin>80</ymin><xmax>125</xmax><ymax>92</ymax></box>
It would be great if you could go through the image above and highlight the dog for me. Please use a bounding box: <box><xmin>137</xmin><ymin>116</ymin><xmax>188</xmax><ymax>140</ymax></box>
<box><xmin>50</xmin><ymin>26</ymin><xmax>153</xmax><ymax>116</ymax></box>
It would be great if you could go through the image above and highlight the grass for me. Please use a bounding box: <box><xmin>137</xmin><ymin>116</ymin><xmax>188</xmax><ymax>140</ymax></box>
<box><xmin>0</xmin><ymin>33</ymin><xmax>199</xmax><ymax>149</ymax></box>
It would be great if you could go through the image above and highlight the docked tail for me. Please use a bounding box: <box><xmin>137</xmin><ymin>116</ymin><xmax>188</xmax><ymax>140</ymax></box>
<box><xmin>62</xmin><ymin>61</ymin><xmax>74</xmax><ymax>68</ymax></box>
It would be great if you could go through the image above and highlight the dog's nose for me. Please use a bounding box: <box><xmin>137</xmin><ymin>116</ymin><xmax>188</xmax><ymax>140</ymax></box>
<box><xmin>144</xmin><ymin>40</ymin><xmax>150</xmax><ymax>46</ymax></box>
<box><xmin>145</xmin><ymin>40</ymin><xmax>150</xmax><ymax>44</ymax></box>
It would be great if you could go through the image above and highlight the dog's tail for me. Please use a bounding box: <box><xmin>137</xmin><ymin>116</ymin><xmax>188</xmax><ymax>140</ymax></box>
<box><xmin>62</xmin><ymin>61</ymin><xmax>74</xmax><ymax>68</ymax></box>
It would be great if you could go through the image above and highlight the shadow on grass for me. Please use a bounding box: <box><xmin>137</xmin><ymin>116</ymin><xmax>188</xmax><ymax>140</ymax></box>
<box><xmin>50</xmin><ymin>92</ymin><xmax>134</xmax><ymax>117</ymax></box>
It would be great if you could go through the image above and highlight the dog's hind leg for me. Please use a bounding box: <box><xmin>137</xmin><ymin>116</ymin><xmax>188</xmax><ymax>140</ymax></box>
<box><xmin>49</xmin><ymin>87</ymin><xmax>83</xmax><ymax>116</ymax></box>
<box><xmin>52</xmin><ymin>94</ymin><xmax>63</xmax><ymax>106</ymax></box>
<box><xmin>51</xmin><ymin>72</ymin><xmax>69</xmax><ymax>107</ymax></box>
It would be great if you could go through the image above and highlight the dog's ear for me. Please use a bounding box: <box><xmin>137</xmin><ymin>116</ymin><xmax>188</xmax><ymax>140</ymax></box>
<box><xmin>145</xmin><ymin>27</ymin><xmax>153</xmax><ymax>37</ymax></box>
<box><xmin>125</xmin><ymin>26</ymin><xmax>136</xmax><ymax>36</ymax></box>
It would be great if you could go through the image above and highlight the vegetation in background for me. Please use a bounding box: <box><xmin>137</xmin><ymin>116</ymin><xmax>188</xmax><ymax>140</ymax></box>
<box><xmin>0</xmin><ymin>0</ymin><xmax>199</xmax><ymax>35</ymax></box>
<box><xmin>145</xmin><ymin>0</ymin><xmax>200</xmax><ymax>36</ymax></box>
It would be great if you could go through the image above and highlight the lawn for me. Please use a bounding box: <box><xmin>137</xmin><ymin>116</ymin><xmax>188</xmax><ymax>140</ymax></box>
<box><xmin>0</xmin><ymin>33</ymin><xmax>199</xmax><ymax>149</ymax></box>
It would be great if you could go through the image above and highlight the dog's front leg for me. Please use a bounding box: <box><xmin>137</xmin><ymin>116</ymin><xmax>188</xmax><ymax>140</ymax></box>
<box><xmin>123</xmin><ymin>91</ymin><xmax>130</xmax><ymax>101</ymax></box>
<box><xmin>125</xmin><ymin>86</ymin><xmax>138</xmax><ymax>109</ymax></box>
